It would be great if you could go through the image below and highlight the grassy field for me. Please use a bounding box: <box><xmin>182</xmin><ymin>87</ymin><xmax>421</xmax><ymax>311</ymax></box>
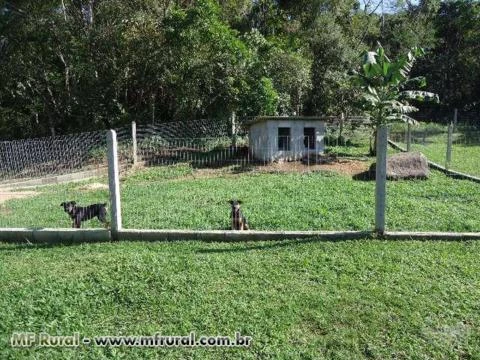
<box><xmin>390</xmin><ymin>123</ymin><xmax>480</xmax><ymax>177</ymax></box>
<box><xmin>1</xmin><ymin>127</ymin><xmax>480</xmax><ymax>359</ymax></box>
<box><xmin>1</xmin><ymin>239</ymin><xmax>479</xmax><ymax>359</ymax></box>
<box><xmin>1</xmin><ymin>164</ymin><xmax>480</xmax><ymax>232</ymax></box>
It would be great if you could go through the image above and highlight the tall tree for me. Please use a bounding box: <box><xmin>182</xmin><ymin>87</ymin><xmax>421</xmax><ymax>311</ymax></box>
<box><xmin>417</xmin><ymin>0</ymin><xmax>480</xmax><ymax>111</ymax></box>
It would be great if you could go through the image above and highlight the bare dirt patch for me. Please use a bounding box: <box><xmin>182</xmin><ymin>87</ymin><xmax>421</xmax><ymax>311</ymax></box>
<box><xmin>0</xmin><ymin>191</ymin><xmax>38</xmax><ymax>204</ymax></box>
<box><xmin>254</xmin><ymin>159</ymin><xmax>372</xmax><ymax>176</ymax></box>
<box><xmin>189</xmin><ymin>159</ymin><xmax>372</xmax><ymax>179</ymax></box>
<box><xmin>125</xmin><ymin>158</ymin><xmax>373</xmax><ymax>184</ymax></box>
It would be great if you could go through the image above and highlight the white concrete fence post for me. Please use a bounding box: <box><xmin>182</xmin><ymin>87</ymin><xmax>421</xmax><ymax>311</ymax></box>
<box><xmin>132</xmin><ymin>121</ymin><xmax>137</xmax><ymax>166</ymax></box>
<box><xmin>446</xmin><ymin>121</ymin><xmax>453</xmax><ymax>170</ymax></box>
<box><xmin>107</xmin><ymin>130</ymin><xmax>122</xmax><ymax>239</ymax></box>
<box><xmin>375</xmin><ymin>125</ymin><xmax>388</xmax><ymax>235</ymax></box>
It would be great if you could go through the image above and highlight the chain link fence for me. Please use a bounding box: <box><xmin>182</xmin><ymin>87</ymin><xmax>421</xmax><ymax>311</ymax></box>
<box><xmin>0</xmin><ymin>129</ymin><xmax>114</xmax><ymax>229</ymax></box>
<box><xmin>113</xmin><ymin>116</ymin><xmax>375</xmax><ymax>231</ymax></box>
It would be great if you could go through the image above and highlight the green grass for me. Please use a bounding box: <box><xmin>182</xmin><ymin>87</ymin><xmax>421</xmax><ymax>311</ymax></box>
<box><xmin>1</xmin><ymin>239</ymin><xmax>479</xmax><ymax>359</ymax></box>
<box><xmin>325</xmin><ymin>125</ymin><xmax>373</xmax><ymax>158</ymax></box>
<box><xmin>0</xmin><ymin>179</ymin><xmax>112</xmax><ymax>229</ymax></box>
<box><xmin>412</xmin><ymin>138</ymin><xmax>480</xmax><ymax>177</ymax></box>
<box><xmin>1</xmin><ymin>165</ymin><xmax>480</xmax><ymax>232</ymax></box>
<box><xmin>390</xmin><ymin>123</ymin><xmax>480</xmax><ymax>177</ymax></box>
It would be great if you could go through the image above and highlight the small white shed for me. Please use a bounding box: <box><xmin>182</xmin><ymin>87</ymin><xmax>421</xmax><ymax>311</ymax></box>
<box><xmin>248</xmin><ymin>116</ymin><xmax>325</xmax><ymax>162</ymax></box>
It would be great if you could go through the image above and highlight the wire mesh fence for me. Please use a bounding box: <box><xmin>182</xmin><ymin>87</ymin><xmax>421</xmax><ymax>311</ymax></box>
<box><xmin>116</xmin><ymin>117</ymin><xmax>376</xmax><ymax>231</ymax></box>
<box><xmin>135</xmin><ymin>134</ymin><xmax>250</xmax><ymax>168</ymax></box>
<box><xmin>386</xmin><ymin>111</ymin><xmax>480</xmax><ymax>233</ymax></box>
<box><xmin>1</xmin><ymin>115</ymin><xmax>479</xmax><ymax>233</ymax></box>
<box><xmin>389</xmin><ymin>120</ymin><xmax>480</xmax><ymax>178</ymax></box>
<box><xmin>0</xmin><ymin>129</ymin><xmax>113</xmax><ymax>229</ymax></box>
<box><xmin>0</xmin><ymin>130</ymin><xmax>108</xmax><ymax>183</ymax></box>
<box><xmin>123</xmin><ymin>117</ymin><xmax>374</xmax><ymax>170</ymax></box>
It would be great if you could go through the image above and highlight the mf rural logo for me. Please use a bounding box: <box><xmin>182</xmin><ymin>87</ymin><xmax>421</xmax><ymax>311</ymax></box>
<box><xmin>10</xmin><ymin>331</ymin><xmax>252</xmax><ymax>348</ymax></box>
<box><xmin>11</xmin><ymin>332</ymin><xmax>83</xmax><ymax>347</ymax></box>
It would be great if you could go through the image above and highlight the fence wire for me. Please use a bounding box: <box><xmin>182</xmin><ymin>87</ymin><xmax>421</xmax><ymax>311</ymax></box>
<box><xmin>1</xmin><ymin>115</ymin><xmax>479</xmax><ymax>233</ymax></box>
<box><xmin>389</xmin><ymin>120</ymin><xmax>480</xmax><ymax>178</ymax></box>
<box><xmin>117</xmin><ymin>117</ymin><xmax>376</xmax><ymax>232</ymax></box>
<box><xmin>0</xmin><ymin>130</ymin><xmax>108</xmax><ymax>182</ymax></box>
<box><xmin>0</xmin><ymin>129</ymin><xmax>114</xmax><ymax>229</ymax></box>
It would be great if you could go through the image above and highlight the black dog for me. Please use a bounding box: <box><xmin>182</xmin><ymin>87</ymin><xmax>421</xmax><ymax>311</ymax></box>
<box><xmin>60</xmin><ymin>201</ymin><xmax>109</xmax><ymax>228</ymax></box>
<box><xmin>229</xmin><ymin>200</ymin><xmax>249</xmax><ymax>230</ymax></box>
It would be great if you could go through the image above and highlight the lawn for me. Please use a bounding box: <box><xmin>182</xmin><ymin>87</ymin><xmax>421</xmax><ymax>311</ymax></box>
<box><xmin>1</xmin><ymin>128</ymin><xmax>480</xmax><ymax>359</ymax></box>
<box><xmin>390</xmin><ymin>122</ymin><xmax>480</xmax><ymax>177</ymax></box>
<box><xmin>1</xmin><ymin>239</ymin><xmax>479</xmax><ymax>359</ymax></box>
<box><xmin>1</xmin><ymin>164</ymin><xmax>479</xmax><ymax>232</ymax></box>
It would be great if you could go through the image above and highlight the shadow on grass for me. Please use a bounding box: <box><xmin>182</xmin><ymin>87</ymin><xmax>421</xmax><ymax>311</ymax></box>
<box><xmin>0</xmin><ymin>235</ymin><xmax>359</xmax><ymax>252</ymax></box>
<box><xmin>195</xmin><ymin>237</ymin><xmax>353</xmax><ymax>254</ymax></box>
<box><xmin>352</xmin><ymin>170</ymin><xmax>375</xmax><ymax>181</ymax></box>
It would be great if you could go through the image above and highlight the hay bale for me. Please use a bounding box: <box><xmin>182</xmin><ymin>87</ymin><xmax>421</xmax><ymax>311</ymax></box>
<box><xmin>370</xmin><ymin>152</ymin><xmax>429</xmax><ymax>180</ymax></box>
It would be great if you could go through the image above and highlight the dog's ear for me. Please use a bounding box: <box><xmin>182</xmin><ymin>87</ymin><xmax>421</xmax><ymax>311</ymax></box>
<box><xmin>237</xmin><ymin>200</ymin><xmax>243</xmax><ymax>204</ymax></box>
<box><xmin>228</xmin><ymin>200</ymin><xmax>234</xmax><ymax>205</ymax></box>
<box><xmin>60</xmin><ymin>202</ymin><xmax>65</xmax><ymax>207</ymax></box>
<box><xmin>71</xmin><ymin>201</ymin><xmax>76</xmax><ymax>205</ymax></box>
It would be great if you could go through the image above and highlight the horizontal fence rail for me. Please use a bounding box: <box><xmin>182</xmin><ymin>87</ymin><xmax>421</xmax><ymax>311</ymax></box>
<box><xmin>2</xmin><ymin>228</ymin><xmax>480</xmax><ymax>244</ymax></box>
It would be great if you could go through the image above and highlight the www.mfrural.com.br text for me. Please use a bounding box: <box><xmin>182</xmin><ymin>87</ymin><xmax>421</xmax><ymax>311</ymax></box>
<box><xmin>11</xmin><ymin>332</ymin><xmax>252</xmax><ymax>348</ymax></box>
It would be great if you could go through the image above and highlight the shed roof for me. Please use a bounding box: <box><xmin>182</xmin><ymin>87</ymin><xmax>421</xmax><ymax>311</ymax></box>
<box><xmin>247</xmin><ymin>115</ymin><xmax>369</xmax><ymax>126</ymax></box>
<box><xmin>248</xmin><ymin>116</ymin><xmax>327</xmax><ymax>126</ymax></box>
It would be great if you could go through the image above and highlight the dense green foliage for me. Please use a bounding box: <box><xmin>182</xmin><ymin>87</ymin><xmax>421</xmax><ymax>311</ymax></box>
<box><xmin>353</xmin><ymin>46</ymin><xmax>438</xmax><ymax>127</ymax></box>
<box><xmin>0</xmin><ymin>0</ymin><xmax>479</xmax><ymax>139</ymax></box>
<box><xmin>352</xmin><ymin>45</ymin><xmax>438</xmax><ymax>154</ymax></box>
<box><xmin>1</xmin><ymin>240</ymin><xmax>480</xmax><ymax>359</ymax></box>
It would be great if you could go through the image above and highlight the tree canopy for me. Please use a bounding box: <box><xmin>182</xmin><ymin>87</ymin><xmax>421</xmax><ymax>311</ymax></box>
<box><xmin>0</xmin><ymin>0</ymin><xmax>478</xmax><ymax>139</ymax></box>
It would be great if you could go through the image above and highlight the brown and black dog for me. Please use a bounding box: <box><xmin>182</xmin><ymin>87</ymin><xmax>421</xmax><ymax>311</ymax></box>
<box><xmin>61</xmin><ymin>201</ymin><xmax>109</xmax><ymax>228</ymax></box>
<box><xmin>229</xmin><ymin>199</ymin><xmax>249</xmax><ymax>230</ymax></box>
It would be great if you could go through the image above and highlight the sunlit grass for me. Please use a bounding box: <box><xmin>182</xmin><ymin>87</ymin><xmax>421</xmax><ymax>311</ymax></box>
<box><xmin>1</xmin><ymin>165</ymin><xmax>479</xmax><ymax>232</ymax></box>
<box><xmin>390</xmin><ymin>123</ymin><xmax>480</xmax><ymax>177</ymax></box>
<box><xmin>1</xmin><ymin>240</ymin><xmax>479</xmax><ymax>359</ymax></box>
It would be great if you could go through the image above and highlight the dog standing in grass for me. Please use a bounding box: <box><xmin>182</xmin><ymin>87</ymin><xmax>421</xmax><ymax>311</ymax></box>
<box><xmin>60</xmin><ymin>201</ymin><xmax>109</xmax><ymax>228</ymax></box>
<box><xmin>229</xmin><ymin>200</ymin><xmax>249</xmax><ymax>230</ymax></box>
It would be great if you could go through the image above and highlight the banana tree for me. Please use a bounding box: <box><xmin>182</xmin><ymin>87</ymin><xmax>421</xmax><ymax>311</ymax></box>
<box><xmin>352</xmin><ymin>46</ymin><xmax>438</xmax><ymax>234</ymax></box>
<box><xmin>352</xmin><ymin>46</ymin><xmax>439</xmax><ymax>155</ymax></box>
